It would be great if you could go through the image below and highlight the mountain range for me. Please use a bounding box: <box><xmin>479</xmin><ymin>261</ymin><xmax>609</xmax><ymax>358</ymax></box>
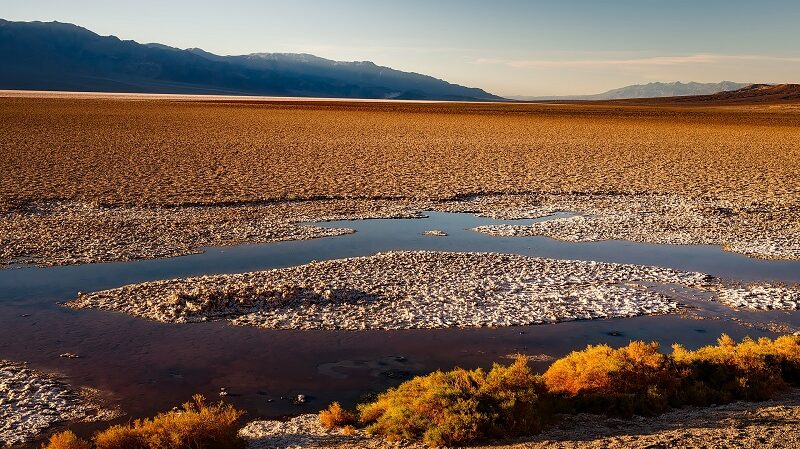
<box><xmin>611</xmin><ymin>83</ymin><xmax>800</xmax><ymax>105</ymax></box>
<box><xmin>511</xmin><ymin>81</ymin><xmax>749</xmax><ymax>101</ymax></box>
<box><xmin>0</xmin><ymin>19</ymin><xmax>502</xmax><ymax>101</ymax></box>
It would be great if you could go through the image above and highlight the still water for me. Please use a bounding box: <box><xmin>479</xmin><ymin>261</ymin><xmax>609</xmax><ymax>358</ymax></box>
<box><xmin>1</xmin><ymin>212</ymin><xmax>798</xmax><ymax>432</ymax></box>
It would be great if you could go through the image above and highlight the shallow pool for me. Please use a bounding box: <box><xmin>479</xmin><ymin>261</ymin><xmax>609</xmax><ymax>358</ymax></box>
<box><xmin>1</xmin><ymin>212</ymin><xmax>798</xmax><ymax>435</ymax></box>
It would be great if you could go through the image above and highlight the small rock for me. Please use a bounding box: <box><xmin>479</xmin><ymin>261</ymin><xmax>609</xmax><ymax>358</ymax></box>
<box><xmin>59</xmin><ymin>352</ymin><xmax>80</xmax><ymax>359</ymax></box>
<box><xmin>294</xmin><ymin>394</ymin><xmax>306</xmax><ymax>405</ymax></box>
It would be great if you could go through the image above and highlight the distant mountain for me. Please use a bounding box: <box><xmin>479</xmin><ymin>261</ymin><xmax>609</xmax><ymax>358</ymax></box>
<box><xmin>0</xmin><ymin>19</ymin><xmax>503</xmax><ymax>101</ymax></box>
<box><xmin>635</xmin><ymin>83</ymin><xmax>800</xmax><ymax>105</ymax></box>
<box><xmin>512</xmin><ymin>81</ymin><xmax>749</xmax><ymax>101</ymax></box>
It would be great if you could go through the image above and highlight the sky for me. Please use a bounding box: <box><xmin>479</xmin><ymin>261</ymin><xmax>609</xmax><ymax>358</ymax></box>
<box><xmin>4</xmin><ymin>0</ymin><xmax>800</xmax><ymax>96</ymax></box>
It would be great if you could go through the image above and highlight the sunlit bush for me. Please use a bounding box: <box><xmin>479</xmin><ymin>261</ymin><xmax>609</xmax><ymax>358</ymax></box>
<box><xmin>672</xmin><ymin>334</ymin><xmax>800</xmax><ymax>403</ymax></box>
<box><xmin>43</xmin><ymin>395</ymin><xmax>245</xmax><ymax>449</ymax></box>
<box><xmin>357</xmin><ymin>355</ymin><xmax>548</xmax><ymax>447</ymax></box>
<box><xmin>351</xmin><ymin>335</ymin><xmax>800</xmax><ymax>446</ymax></box>
<box><xmin>542</xmin><ymin>341</ymin><xmax>681</xmax><ymax>415</ymax></box>
<box><xmin>42</xmin><ymin>432</ymin><xmax>92</xmax><ymax>449</ymax></box>
<box><xmin>319</xmin><ymin>402</ymin><xmax>357</xmax><ymax>429</ymax></box>
<box><xmin>44</xmin><ymin>335</ymin><xmax>800</xmax><ymax>449</ymax></box>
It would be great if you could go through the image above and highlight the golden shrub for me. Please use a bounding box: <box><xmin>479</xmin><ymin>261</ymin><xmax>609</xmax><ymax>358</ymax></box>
<box><xmin>543</xmin><ymin>341</ymin><xmax>674</xmax><ymax>397</ymax></box>
<box><xmin>358</xmin><ymin>355</ymin><xmax>546</xmax><ymax>447</ymax></box>
<box><xmin>42</xmin><ymin>431</ymin><xmax>92</xmax><ymax>449</ymax></box>
<box><xmin>319</xmin><ymin>402</ymin><xmax>356</xmax><ymax>429</ymax></box>
<box><xmin>356</xmin><ymin>335</ymin><xmax>800</xmax><ymax>446</ymax></box>
<box><xmin>48</xmin><ymin>395</ymin><xmax>245</xmax><ymax>449</ymax></box>
<box><xmin>673</xmin><ymin>334</ymin><xmax>800</xmax><ymax>402</ymax></box>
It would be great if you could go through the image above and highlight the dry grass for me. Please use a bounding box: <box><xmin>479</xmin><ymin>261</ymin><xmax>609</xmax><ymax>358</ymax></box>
<box><xmin>2</xmin><ymin>96</ymin><xmax>800</xmax><ymax>210</ymax></box>
<box><xmin>42</xmin><ymin>395</ymin><xmax>245</xmax><ymax>449</ymax></box>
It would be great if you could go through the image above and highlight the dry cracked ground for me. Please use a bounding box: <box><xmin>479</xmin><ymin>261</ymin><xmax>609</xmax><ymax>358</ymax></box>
<box><xmin>3</xmin><ymin>94</ymin><xmax>800</xmax><ymax>447</ymax></box>
<box><xmin>2</xmin><ymin>95</ymin><xmax>800</xmax><ymax>267</ymax></box>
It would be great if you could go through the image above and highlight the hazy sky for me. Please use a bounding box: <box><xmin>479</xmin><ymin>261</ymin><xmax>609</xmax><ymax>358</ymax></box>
<box><xmin>4</xmin><ymin>0</ymin><xmax>800</xmax><ymax>96</ymax></box>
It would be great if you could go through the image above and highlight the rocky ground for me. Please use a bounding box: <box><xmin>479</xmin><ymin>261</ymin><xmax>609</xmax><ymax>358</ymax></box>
<box><xmin>66</xmin><ymin>251</ymin><xmax>800</xmax><ymax>331</ymax></box>
<box><xmin>0</xmin><ymin>361</ymin><xmax>118</xmax><ymax>447</ymax></box>
<box><xmin>2</xmin><ymin>193</ymin><xmax>799</xmax><ymax>269</ymax></box>
<box><xmin>239</xmin><ymin>390</ymin><xmax>800</xmax><ymax>449</ymax></box>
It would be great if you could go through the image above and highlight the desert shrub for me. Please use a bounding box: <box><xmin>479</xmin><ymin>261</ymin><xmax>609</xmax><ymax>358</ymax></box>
<box><xmin>357</xmin><ymin>356</ymin><xmax>549</xmax><ymax>447</ymax></box>
<box><xmin>319</xmin><ymin>402</ymin><xmax>357</xmax><ymax>429</ymax></box>
<box><xmin>92</xmin><ymin>426</ymin><xmax>144</xmax><ymax>449</ymax></box>
<box><xmin>355</xmin><ymin>335</ymin><xmax>800</xmax><ymax>446</ymax></box>
<box><xmin>672</xmin><ymin>334</ymin><xmax>800</xmax><ymax>404</ymax></box>
<box><xmin>543</xmin><ymin>341</ymin><xmax>681</xmax><ymax>415</ymax></box>
<box><xmin>43</xmin><ymin>432</ymin><xmax>92</xmax><ymax>449</ymax></box>
<box><xmin>44</xmin><ymin>396</ymin><xmax>244</xmax><ymax>449</ymax></box>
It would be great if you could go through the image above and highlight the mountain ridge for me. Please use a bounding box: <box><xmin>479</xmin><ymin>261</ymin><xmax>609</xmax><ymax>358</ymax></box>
<box><xmin>0</xmin><ymin>19</ymin><xmax>503</xmax><ymax>101</ymax></box>
<box><xmin>511</xmin><ymin>81</ymin><xmax>749</xmax><ymax>101</ymax></box>
<box><xmin>614</xmin><ymin>83</ymin><xmax>800</xmax><ymax>105</ymax></box>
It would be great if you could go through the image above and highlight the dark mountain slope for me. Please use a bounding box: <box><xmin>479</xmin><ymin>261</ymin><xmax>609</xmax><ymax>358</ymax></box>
<box><xmin>0</xmin><ymin>19</ymin><xmax>502</xmax><ymax>100</ymax></box>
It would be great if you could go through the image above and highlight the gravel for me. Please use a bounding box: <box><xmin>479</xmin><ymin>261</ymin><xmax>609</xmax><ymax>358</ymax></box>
<box><xmin>239</xmin><ymin>414</ymin><xmax>372</xmax><ymax>449</ymax></box>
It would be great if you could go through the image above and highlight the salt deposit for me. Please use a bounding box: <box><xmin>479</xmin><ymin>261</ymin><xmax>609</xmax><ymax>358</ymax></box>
<box><xmin>240</xmin><ymin>414</ymin><xmax>374</xmax><ymax>449</ymax></box>
<box><xmin>0</xmin><ymin>361</ymin><xmax>117</xmax><ymax>447</ymax></box>
<box><xmin>3</xmin><ymin>193</ymin><xmax>800</xmax><ymax>269</ymax></box>
<box><xmin>468</xmin><ymin>193</ymin><xmax>800</xmax><ymax>260</ymax></box>
<box><xmin>67</xmin><ymin>251</ymin><xmax>721</xmax><ymax>330</ymax></box>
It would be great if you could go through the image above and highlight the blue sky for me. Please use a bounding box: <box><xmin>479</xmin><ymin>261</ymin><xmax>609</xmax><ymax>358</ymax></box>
<box><xmin>4</xmin><ymin>0</ymin><xmax>800</xmax><ymax>96</ymax></box>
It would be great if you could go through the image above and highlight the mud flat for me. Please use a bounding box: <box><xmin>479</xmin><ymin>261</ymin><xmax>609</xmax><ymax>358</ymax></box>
<box><xmin>0</xmin><ymin>361</ymin><xmax>117</xmax><ymax>447</ymax></box>
<box><xmin>3</xmin><ymin>97</ymin><xmax>800</xmax><ymax>209</ymax></box>
<box><xmin>65</xmin><ymin>251</ymin><xmax>799</xmax><ymax>331</ymax></box>
<box><xmin>240</xmin><ymin>390</ymin><xmax>800</xmax><ymax>449</ymax></box>
<box><xmin>2</xmin><ymin>95</ymin><xmax>800</xmax><ymax>268</ymax></box>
